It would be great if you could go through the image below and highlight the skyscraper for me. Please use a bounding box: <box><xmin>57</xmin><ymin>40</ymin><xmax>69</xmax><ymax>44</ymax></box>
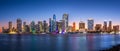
<box><xmin>30</xmin><ymin>21</ymin><xmax>36</xmax><ymax>34</ymax></box>
<box><xmin>51</xmin><ymin>20</ymin><xmax>54</xmax><ymax>32</ymax></box>
<box><xmin>37</xmin><ymin>21</ymin><xmax>41</xmax><ymax>33</ymax></box>
<box><xmin>62</xmin><ymin>14</ymin><xmax>69</xmax><ymax>32</ymax></box>
<box><xmin>56</xmin><ymin>21</ymin><xmax>63</xmax><ymax>33</ymax></box>
<box><xmin>61</xmin><ymin>20</ymin><xmax>65</xmax><ymax>33</ymax></box>
<box><xmin>39</xmin><ymin>21</ymin><xmax>43</xmax><ymax>33</ymax></box>
<box><xmin>23</xmin><ymin>22</ymin><xmax>26</xmax><ymax>27</ymax></box>
<box><xmin>36</xmin><ymin>24</ymin><xmax>39</xmax><ymax>33</ymax></box>
<box><xmin>79</xmin><ymin>21</ymin><xmax>85</xmax><ymax>29</ymax></box>
<box><xmin>88</xmin><ymin>18</ymin><xmax>94</xmax><ymax>31</ymax></box>
<box><xmin>113</xmin><ymin>25</ymin><xmax>119</xmax><ymax>33</ymax></box>
<box><xmin>8</xmin><ymin>21</ymin><xmax>12</xmax><ymax>32</ymax></box>
<box><xmin>95</xmin><ymin>24</ymin><xmax>102</xmax><ymax>32</ymax></box>
<box><xmin>103</xmin><ymin>21</ymin><xmax>107</xmax><ymax>32</ymax></box>
<box><xmin>79</xmin><ymin>21</ymin><xmax>85</xmax><ymax>32</ymax></box>
<box><xmin>67</xmin><ymin>26</ymin><xmax>72</xmax><ymax>32</ymax></box>
<box><xmin>43</xmin><ymin>20</ymin><xmax>48</xmax><ymax>33</ymax></box>
<box><xmin>25</xmin><ymin>25</ymin><xmax>30</xmax><ymax>33</ymax></box>
<box><xmin>72</xmin><ymin>22</ymin><xmax>76</xmax><ymax>32</ymax></box>
<box><xmin>23</xmin><ymin>22</ymin><xmax>26</xmax><ymax>32</ymax></box>
<box><xmin>108</xmin><ymin>21</ymin><xmax>112</xmax><ymax>32</ymax></box>
<box><xmin>53</xmin><ymin>14</ymin><xmax>57</xmax><ymax>32</ymax></box>
<box><xmin>17</xmin><ymin>18</ymin><xmax>22</xmax><ymax>33</ymax></box>
<box><xmin>49</xmin><ymin>18</ymin><xmax>52</xmax><ymax>33</ymax></box>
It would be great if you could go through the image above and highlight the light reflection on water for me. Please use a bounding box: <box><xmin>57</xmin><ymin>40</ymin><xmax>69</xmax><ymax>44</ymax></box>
<box><xmin>0</xmin><ymin>34</ymin><xmax>120</xmax><ymax>51</ymax></box>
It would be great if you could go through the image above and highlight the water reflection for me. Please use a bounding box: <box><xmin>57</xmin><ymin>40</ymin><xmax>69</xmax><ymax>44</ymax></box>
<box><xmin>0</xmin><ymin>34</ymin><xmax>120</xmax><ymax>51</ymax></box>
<box><xmin>86</xmin><ymin>34</ymin><xmax>95</xmax><ymax>51</ymax></box>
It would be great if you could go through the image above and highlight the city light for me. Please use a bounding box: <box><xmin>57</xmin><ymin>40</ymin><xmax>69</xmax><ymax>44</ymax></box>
<box><xmin>0</xmin><ymin>14</ymin><xmax>120</xmax><ymax>34</ymax></box>
<box><xmin>2</xmin><ymin>14</ymin><xmax>119</xmax><ymax>34</ymax></box>
<box><xmin>9</xmin><ymin>31</ymin><xmax>17</xmax><ymax>34</ymax></box>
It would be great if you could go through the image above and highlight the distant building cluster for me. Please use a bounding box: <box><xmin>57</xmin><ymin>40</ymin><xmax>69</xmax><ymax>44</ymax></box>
<box><xmin>1</xmin><ymin>14</ymin><xmax>120</xmax><ymax>34</ymax></box>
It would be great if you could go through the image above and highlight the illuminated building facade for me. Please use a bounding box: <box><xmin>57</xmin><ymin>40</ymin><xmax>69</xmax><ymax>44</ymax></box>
<box><xmin>36</xmin><ymin>21</ymin><xmax>41</xmax><ymax>33</ymax></box>
<box><xmin>103</xmin><ymin>21</ymin><xmax>107</xmax><ymax>32</ymax></box>
<box><xmin>113</xmin><ymin>25</ymin><xmax>119</xmax><ymax>33</ymax></box>
<box><xmin>8</xmin><ymin>21</ymin><xmax>12</xmax><ymax>32</ymax></box>
<box><xmin>88</xmin><ymin>19</ymin><xmax>94</xmax><ymax>31</ymax></box>
<box><xmin>30</xmin><ymin>21</ymin><xmax>36</xmax><ymax>34</ymax></box>
<box><xmin>17</xmin><ymin>18</ymin><xmax>22</xmax><ymax>33</ymax></box>
<box><xmin>24</xmin><ymin>25</ymin><xmax>30</xmax><ymax>33</ymax></box>
<box><xmin>62</xmin><ymin>14</ymin><xmax>69</xmax><ymax>32</ymax></box>
<box><xmin>79</xmin><ymin>21</ymin><xmax>85</xmax><ymax>32</ymax></box>
<box><xmin>56</xmin><ymin>21</ymin><xmax>63</xmax><ymax>33</ymax></box>
<box><xmin>95</xmin><ymin>24</ymin><xmax>102</xmax><ymax>32</ymax></box>
<box><xmin>43</xmin><ymin>20</ymin><xmax>48</xmax><ymax>33</ymax></box>
<box><xmin>108</xmin><ymin>21</ymin><xmax>112</xmax><ymax>32</ymax></box>
<box><xmin>62</xmin><ymin>20</ymin><xmax>65</xmax><ymax>33</ymax></box>
<box><xmin>68</xmin><ymin>26</ymin><xmax>72</xmax><ymax>32</ymax></box>
<box><xmin>72</xmin><ymin>22</ymin><xmax>76</xmax><ymax>32</ymax></box>
<box><xmin>36</xmin><ymin>24</ymin><xmax>39</xmax><ymax>33</ymax></box>
<box><xmin>53</xmin><ymin>14</ymin><xmax>57</xmax><ymax>32</ymax></box>
<box><xmin>79</xmin><ymin>21</ymin><xmax>85</xmax><ymax>29</ymax></box>
<box><xmin>39</xmin><ymin>21</ymin><xmax>43</xmax><ymax>33</ymax></box>
<box><xmin>23</xmin><ymin>22</ymin><xmax>26</xmax><ymax>32</ymax></box>
<box><xmin>49</xmin><ymin>18</ymin><xmax>52</xmax><ymax>32</ymax></box>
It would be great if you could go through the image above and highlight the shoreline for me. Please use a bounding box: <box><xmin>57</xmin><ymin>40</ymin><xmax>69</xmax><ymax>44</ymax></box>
<box><xmin>0</xmin><ymin>33</ymin><xmax>120</xmax><ymax>36</ymax></box>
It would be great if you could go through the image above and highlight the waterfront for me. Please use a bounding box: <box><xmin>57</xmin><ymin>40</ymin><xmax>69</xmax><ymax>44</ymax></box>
<box><xmin>0</xmin><ymin>34</ymin><xmax>120</xmax><ymax>51</ymax></box>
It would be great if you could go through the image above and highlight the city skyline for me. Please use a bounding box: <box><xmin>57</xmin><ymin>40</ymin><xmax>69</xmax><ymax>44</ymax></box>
<box><xmin>1</xmin><ymin>15</ymin><xmax>120</xmax><ymax>34</ymax></box>
<box><xmin>0</xmin><ymin>14</ymin><xmax>120</xmax><ymax>33</ymax></box>
<box><xmin>0</xmin><ymin>0</ymin><xmax>120</xmax><ymax>32</ymax></box>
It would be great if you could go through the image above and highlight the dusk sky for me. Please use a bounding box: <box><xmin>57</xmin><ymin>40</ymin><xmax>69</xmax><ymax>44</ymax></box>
<box><xmin>0</xmin><ymin>0</ymin><xmax>120</xmax><ymax>32</ymax></box>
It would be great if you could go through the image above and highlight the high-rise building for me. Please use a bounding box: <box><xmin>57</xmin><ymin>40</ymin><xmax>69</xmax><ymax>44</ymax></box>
<box><xmin>49</xmin><ymin>18</ymin><xmax>52</xmax><ymax>33</ymax></box>
<box><xmin>39</xmin><ymin>21</ymin><xmax>43</xmax><ymax>33</ymax></box>
<box><xmin>8</xmin><ymin>21</ymin><xmax>12</xmax><ymax>32</ymax></box>
<box><xmin>72</xmin><ymin>22</ymin><xmax>76</xmax><ymax>32</ymax></box>
<box><xmin>88</xmin><ymin>18</ymin><xmax>94</xmax><ymax>31</ymax></box>
<box><xmin>56</xmin><ymin>21</ymin><xmax>59</xmax><ymax>33</ymax></box>
<box><xmin>51</xmin><ymin>20</ymin><xmax>54</xmax><ymax>32</ymax></box>
<box><xmin>79</xmin><ymin>21</ymin><xmax>85</xmax><ymax>32</ymax></box>
<box><xmin>43</xmin><ymin>20</ymin><xmax>48</xmax><ymax>32</ymax></box>
<box><xmin>36</xmin><ymin>24</ymin><xmax>39</xmax><ymax>33</ymax></box>
<box><xmin>62</xmin><ymin>14</ymin><xmax>69</xmax><ymax>32</ymax></box>
<box><xmin>79</xmin><ymin>21</ymin><xmax>85</xmax><ymax>29</ymax></box>
<box><xmin>36</xmin><ymin>21</ymin><xmax>41</xmax><ymax>33</ymax></box>
<box><xmin>113</xmin><ymin>25</ymin><xmax>119</xmax><ymax>33</ymax></box>
<box><xmin>23</xmin><ymin>22</ymin><xmax>26</xmax><ymax>27</ymax></box>
<box><xmin>23</xmin><ymin>22</ymin><xmax>26</xmax><ymax>32</ymax></box>
<box><xmin>103</xmin><ymin>21</ymin><xmax>107</xmax><ymax>32</ymax></box>
<box><xmin>67</xmin><ymin>26</ymin><xmax>72</xmax><ymax>32</ymax></box>
<box><xmin>61</xmin><ymin>20</ymin><xmax>65</xmax><ymax>33</ymax></box>
<box><xmin>95</xmin><ymin>24</ymin><xmax>102</xmax><ymax>32</ymax></box>
<box><xmin>56</xmin><ymin>21</ymin><xmax>63</xmax><ymax>33</ymax></box>
<box><xmin>30</xmin><ymin>21</ymin><xmax>36</xmax><ymax>34</ymax></box>
<box><xmin>17</xmin><ymin>18</ymin><xmax>22</xmax><ymax>33</ymax></box>
<box><xmin>2</xmin><ymin>27</ymin><xmax>5</xmax><ymax>33</ymax></box>
<box><xmin>108</xmin><ymin>21</ymin><xmax>112</xmax><ymax>32</ymax></box>
<box><xmin>24</xmin><ymin>25</ymin><xmax>30</xmax><ymax>33</ymax></box>
<box><xmin>53</xmin><ymin>14</ymin><xmax>57</xmax><ymax>32</ymax></box>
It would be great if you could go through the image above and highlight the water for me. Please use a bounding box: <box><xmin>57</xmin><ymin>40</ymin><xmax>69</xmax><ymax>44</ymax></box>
<box><xmin>0</xmin><ymin>34</ymin><xmax>120</xmax><ymax>51</ymax></box>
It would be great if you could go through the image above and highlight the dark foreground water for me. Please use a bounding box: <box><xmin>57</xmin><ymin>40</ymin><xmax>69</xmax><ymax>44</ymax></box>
<box><xmin>0</xmin><ymin>34</ymin><xmax>120</xmax><ymax>51</ymax></box>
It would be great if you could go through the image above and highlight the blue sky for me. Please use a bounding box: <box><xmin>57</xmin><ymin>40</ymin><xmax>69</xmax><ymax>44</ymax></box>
<box><xmin>0</xmin><ymin>0</ymin><xmax>120</xmax><ymax>30</ymax></box>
